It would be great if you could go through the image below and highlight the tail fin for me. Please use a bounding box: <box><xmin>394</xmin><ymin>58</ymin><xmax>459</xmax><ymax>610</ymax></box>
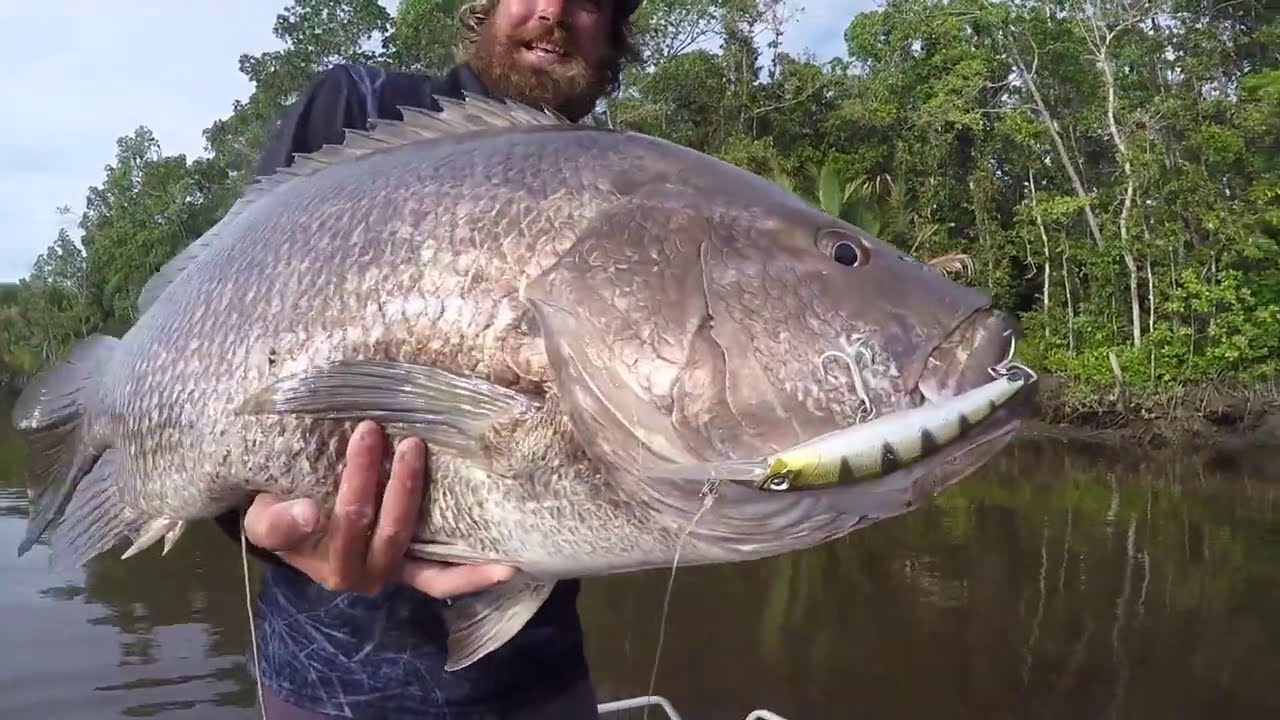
<box><xmin>11</xmin><ymin>335</ymin><xmax>119</xmax><ymax>557</ymax></box>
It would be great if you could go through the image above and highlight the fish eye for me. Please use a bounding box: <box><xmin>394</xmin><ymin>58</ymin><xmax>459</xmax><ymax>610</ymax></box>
<box><xmin>816</xmin><ymin>229</ymin><xmax>866</xmax><ymax>268</ymax></box>
<box><xmin>832</xmin><ymin>241</ymin><xmax>860</xmax><ymax>266</ymax></box>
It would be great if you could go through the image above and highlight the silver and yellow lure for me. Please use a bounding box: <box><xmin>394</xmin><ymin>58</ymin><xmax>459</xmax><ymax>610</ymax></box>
<box><xmin>757</xmin><ymin>362</ymin><xmax>1038</xmax><ymax>491</ymax></box>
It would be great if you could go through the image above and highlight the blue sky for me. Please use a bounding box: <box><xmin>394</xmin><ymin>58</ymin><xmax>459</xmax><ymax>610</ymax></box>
<box><xmin>0</xmin><ymin>0</ymin><xmax>869</xmax><ymax>282</ymax></box>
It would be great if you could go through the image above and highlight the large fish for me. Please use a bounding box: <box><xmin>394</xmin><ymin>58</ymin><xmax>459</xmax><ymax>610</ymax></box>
<box><xmin>11</xmin><ymin>93</ymin><xmax>1036</xmax><ymax>670</ymax></box>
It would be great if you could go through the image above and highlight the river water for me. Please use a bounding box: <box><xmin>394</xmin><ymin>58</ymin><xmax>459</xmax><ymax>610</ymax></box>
<box><xmin>1</xmin><ymin>398</ymin><xmax>1278</xmax><ymax>720</ymax></box>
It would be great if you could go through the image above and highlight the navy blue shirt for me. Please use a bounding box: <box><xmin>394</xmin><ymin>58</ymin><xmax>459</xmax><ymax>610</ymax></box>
<box><xmin>218</xmin><ymin>62</ymin><xmax>593</xmax><ymax>719</ymax></box>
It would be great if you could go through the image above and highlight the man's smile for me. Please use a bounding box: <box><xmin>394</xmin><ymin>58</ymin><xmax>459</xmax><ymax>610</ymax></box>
<box><xmin>519</xmin><ymin>37</ymin><xmax>570</xmax><ymax>68</ymax></box>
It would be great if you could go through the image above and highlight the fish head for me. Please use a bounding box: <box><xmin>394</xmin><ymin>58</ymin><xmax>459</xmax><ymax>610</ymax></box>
<box><xmin>525</xmin><ymin>176</ymin><xmax>1033</xmax><ymax>521</ymax></box>
<box><xmin>669</xmin><ymin>199</ymin><xmax>1035</xmax><ymax>489</ymax></box>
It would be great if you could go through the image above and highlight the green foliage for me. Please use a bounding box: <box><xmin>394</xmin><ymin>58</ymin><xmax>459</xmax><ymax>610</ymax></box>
<box><xmin>386</xmin><ymin>0</ymin><xmax>466</xmax><ymax>74</ymax></box>
<box><xmin>4</xmin><ymin>0</ymin><xmax>1278</xmax><ymax>419</ymax></box>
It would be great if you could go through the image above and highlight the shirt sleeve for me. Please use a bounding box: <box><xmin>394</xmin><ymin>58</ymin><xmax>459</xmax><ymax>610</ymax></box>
<box><xmin>215</xmin><ymin>64</ymin><xmax>376</xmax><ymax>565</ymax></box>
<box><xmin>253</xmin><ymin>64</ymin><xmax>372</xmax><ymax>176</ymax></box>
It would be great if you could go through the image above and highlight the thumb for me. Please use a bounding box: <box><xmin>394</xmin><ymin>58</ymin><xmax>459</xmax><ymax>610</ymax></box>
<box><xmin>243</xmin><ymin>495</ymin><xmax>324</xmax><ymax>552</ymax></box>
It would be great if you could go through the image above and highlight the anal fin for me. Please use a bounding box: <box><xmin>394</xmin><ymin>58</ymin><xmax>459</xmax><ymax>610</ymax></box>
<box><xmin>120</xmin><ymin>517</ymin><xmax>186</xmax><ymax>559</ymax></box>
<box><xmin>235</xmin><ymin>359</ymin><xmax>541</xmax><ymax>455</ymax></box>
<box><xmin>162</xmin><ymin>521</ymin><xmax>188</xmax><ymax>555</ymax></box>
<box><xmin>441</xmin><ymin>577</ymin><xmax>554</xmax><ymax>671</ymax></box>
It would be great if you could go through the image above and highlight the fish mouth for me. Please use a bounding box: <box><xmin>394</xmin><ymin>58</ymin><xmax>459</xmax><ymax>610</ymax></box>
<box><xmin>803</xmin><ymin>307</ymin><xmax>1035</xmax><ymax>490</ymax></box>
<box><xmin>644</xmin><ymin>307</ymin><xmax>1036</xmax><ymax>525</ymax></box>
<box><xmin>690</xmin><ymin>307</ymin><xmax>1037</xmax><ymax>506</ymax></box>
<box><xmin>917</xmin><ymin>307</ymin><xmax>1021</xmax><ymax>404</ymax></box>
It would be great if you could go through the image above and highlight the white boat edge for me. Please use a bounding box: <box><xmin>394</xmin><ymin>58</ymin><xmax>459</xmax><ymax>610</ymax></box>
<box><xmin>598</xmin><ymin>695</ymin><xmax>791</xmax><ymax>720</ymax></box>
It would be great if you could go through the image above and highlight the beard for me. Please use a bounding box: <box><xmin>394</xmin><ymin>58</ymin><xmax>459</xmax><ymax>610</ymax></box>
<box><xmin>464</xmin><ymin>21</ymin><xmax>615</xmax><ymax>122</ymax></box>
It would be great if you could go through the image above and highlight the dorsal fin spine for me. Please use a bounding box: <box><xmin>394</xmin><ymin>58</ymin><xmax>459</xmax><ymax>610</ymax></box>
<box><xmin>134</xmin><ymin>93</ymin><xmax>571</xmax><ymax>315</ymax></box>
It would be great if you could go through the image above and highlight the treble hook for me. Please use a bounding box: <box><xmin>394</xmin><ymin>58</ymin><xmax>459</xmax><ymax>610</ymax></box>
<box><xmin>818</xmin><ymin>334</ymin><xmax>877</xmax><ymax>422</ymax></box>
<box><xmin>699</xmin><ymin>477</ymin><xmax>722</xmax><ymax>500</ymax></box>
<box><xmin>987</xmin><ymin>329</ymin><xmax>1018</xmax><ymax>378</ymax></box>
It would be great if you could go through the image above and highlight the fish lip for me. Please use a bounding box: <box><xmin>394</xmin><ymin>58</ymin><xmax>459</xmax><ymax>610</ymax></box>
<box><xmin>917</xmin><ymin>307</ymin><xmax>1021</xmax><ymax>404</ymax></box>
<box><xmin>872</xmin><ymin>336</ymin><xmax>1039</xmax><ymax>498</ymax></box>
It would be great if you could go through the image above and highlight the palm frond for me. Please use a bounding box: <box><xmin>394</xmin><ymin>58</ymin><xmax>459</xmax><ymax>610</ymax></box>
<box><xmin>925</xmin><ymin>251</ymin><xmax>976</xmax><ymax>278</ymax></box>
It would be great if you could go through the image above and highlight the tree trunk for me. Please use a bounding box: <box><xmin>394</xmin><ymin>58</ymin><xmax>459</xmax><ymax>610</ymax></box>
<box><xmin>1030</xmin><ymin>170</ymin><xmax>1052</xmax><ymax>317</ymax></box>
<box><xmin>1063</xmin><ymin>241</ymin><xmax>1076</xmax><ymax>353</ymax></box>
<box><xmin>1006</xmin><ymin>40</ymin><xmax>1104</xmax><ymax>249</ymax></box>
<box><xmin>1144</xmin><ymin>237</ymin><xmax>1155</xmax><ymax>338</ymax></box>
<box><xmin>1099</xmin><ymin>47</ymin><xmax>1142</xmax><ymax>348</ymax></box>
<box><xmin>1080</xmin><ymin>0</ymin><xmax>1156</xmax><ymax>349</ymax></box>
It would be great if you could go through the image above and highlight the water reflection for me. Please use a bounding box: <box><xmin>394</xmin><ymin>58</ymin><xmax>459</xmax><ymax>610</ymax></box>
<box><xmin>579</xmin><ymin>438</ymin><xmax>1280</xmax><ymax>720</ymax></box>
<box><xmin>1</xmin><ymin>403</ymin><xmax>1278</xmax><ymax>719</ymax></box>
<box><xmin>0</xmin><ymin>412</ymin><xmax>257</xmax><ymax>718</ymax></box>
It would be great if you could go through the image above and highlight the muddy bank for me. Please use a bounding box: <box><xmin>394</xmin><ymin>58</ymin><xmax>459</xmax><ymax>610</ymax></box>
<box><xmin>1026</xmin><ymin>374</ymin><xmax>1280</xmax><ymax>452</ymax></box>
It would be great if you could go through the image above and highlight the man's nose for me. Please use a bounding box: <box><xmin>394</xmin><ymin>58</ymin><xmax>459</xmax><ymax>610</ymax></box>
<box><xmin>535</xmin><ymin>0</ymin><xmax>567</xmax><ymax>23</ymax></box>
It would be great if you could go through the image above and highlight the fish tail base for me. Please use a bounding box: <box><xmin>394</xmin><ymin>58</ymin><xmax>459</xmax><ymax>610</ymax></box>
<box><xmin>48</xmin><ymin>449</ymin><xmax>144</xmax><ymax>567</ymax></box>
<box><xmin>11</xmin><ymin>335</ymin><xmax>119</xmax><ymax>558</ymax></box>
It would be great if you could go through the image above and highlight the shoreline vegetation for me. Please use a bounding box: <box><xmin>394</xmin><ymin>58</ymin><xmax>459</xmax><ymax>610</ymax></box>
<box><xmin>1027</xmin><ymin>375</ymin><xmax>1280</xmax><ymax>450</ymax></box>
<box><xmin>2</xmin><ymin>0</ymin><xmax>1276</xmax><ymax>455</ymax></box>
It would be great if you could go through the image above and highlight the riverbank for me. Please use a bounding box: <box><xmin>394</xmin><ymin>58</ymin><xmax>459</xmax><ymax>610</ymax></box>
<box><xmin>1027</xmin><ymin>374</ymin><xmax>1280</xmax><ymax>452</ymax></box>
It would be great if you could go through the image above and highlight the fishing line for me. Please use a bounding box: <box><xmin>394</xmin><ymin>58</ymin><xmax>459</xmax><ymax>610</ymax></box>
<box><xmin>240</xmin><ymin>509</ymin><xmax>268</xmax><ymax>720</ymax></box>
<box><xmin>643</xmin><ymin>477</ymin><xmax>721</xmax><ymax>720</ymax></box>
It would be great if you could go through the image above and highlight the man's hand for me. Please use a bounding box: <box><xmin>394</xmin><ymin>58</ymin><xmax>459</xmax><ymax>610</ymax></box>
<box><xmin>242</xmin><ymin>420</ymin><xmax>517</xmax><ymax>598</ymax></box>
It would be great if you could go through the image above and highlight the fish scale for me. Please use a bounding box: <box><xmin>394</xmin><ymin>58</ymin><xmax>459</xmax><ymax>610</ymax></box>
<box><xmin>10</xmin><ymin>91</ymin><xmax>1036</xmax><ymax>672</ymax></box>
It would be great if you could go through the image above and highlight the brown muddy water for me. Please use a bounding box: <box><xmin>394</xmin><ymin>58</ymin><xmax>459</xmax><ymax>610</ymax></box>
<box><xmin>1</xmin><ymin>395</ymin><xmax>1278</xmax><ymax>720</ymax></box>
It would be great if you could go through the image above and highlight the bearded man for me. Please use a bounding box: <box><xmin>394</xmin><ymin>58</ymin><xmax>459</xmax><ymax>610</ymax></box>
<box><xmin>214</xmin><ymin>1</ymin><xmax>644</xmax><ymax>718</ymax></box>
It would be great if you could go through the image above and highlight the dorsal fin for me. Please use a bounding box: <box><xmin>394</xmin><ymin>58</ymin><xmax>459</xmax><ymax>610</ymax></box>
<box><xmin>285</xmin><ymin>91</ymin><xmax>571</xmax><ymax>187</ymax></box>
<box><xmin>135</xmin><ymin>92</ymin><xmax>573</xmax><ymax>315</ymax></box>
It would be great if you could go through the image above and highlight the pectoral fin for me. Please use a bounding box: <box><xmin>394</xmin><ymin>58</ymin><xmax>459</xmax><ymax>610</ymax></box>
<box><xmin>441</xmin><ymin>577</ymin><xmax>554</xmax><ymax>671</ymax></box>
<box><xmin>236</xmin><ymin>360</ymin><xmax>540</xmax><ymax>455</ymax></box>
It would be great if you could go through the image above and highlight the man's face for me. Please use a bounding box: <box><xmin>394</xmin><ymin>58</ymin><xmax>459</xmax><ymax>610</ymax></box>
<box><xmin>467</xmin><ymin>0</ymin><xmax>618</xmax><ymax>121</ymax></box>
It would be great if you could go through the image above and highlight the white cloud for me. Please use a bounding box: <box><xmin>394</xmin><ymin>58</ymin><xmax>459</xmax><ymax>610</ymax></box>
<box><xmin>0</xmin><ymin>0</ymin><xmax>872</xmax><ymax>283</ymax></box>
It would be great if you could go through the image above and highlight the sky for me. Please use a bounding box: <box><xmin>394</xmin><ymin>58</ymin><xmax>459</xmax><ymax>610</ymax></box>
<box><xmin>0</xmin><ymin>0</ymin><xmax>870</xmax><ymax>283</ymax></box>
